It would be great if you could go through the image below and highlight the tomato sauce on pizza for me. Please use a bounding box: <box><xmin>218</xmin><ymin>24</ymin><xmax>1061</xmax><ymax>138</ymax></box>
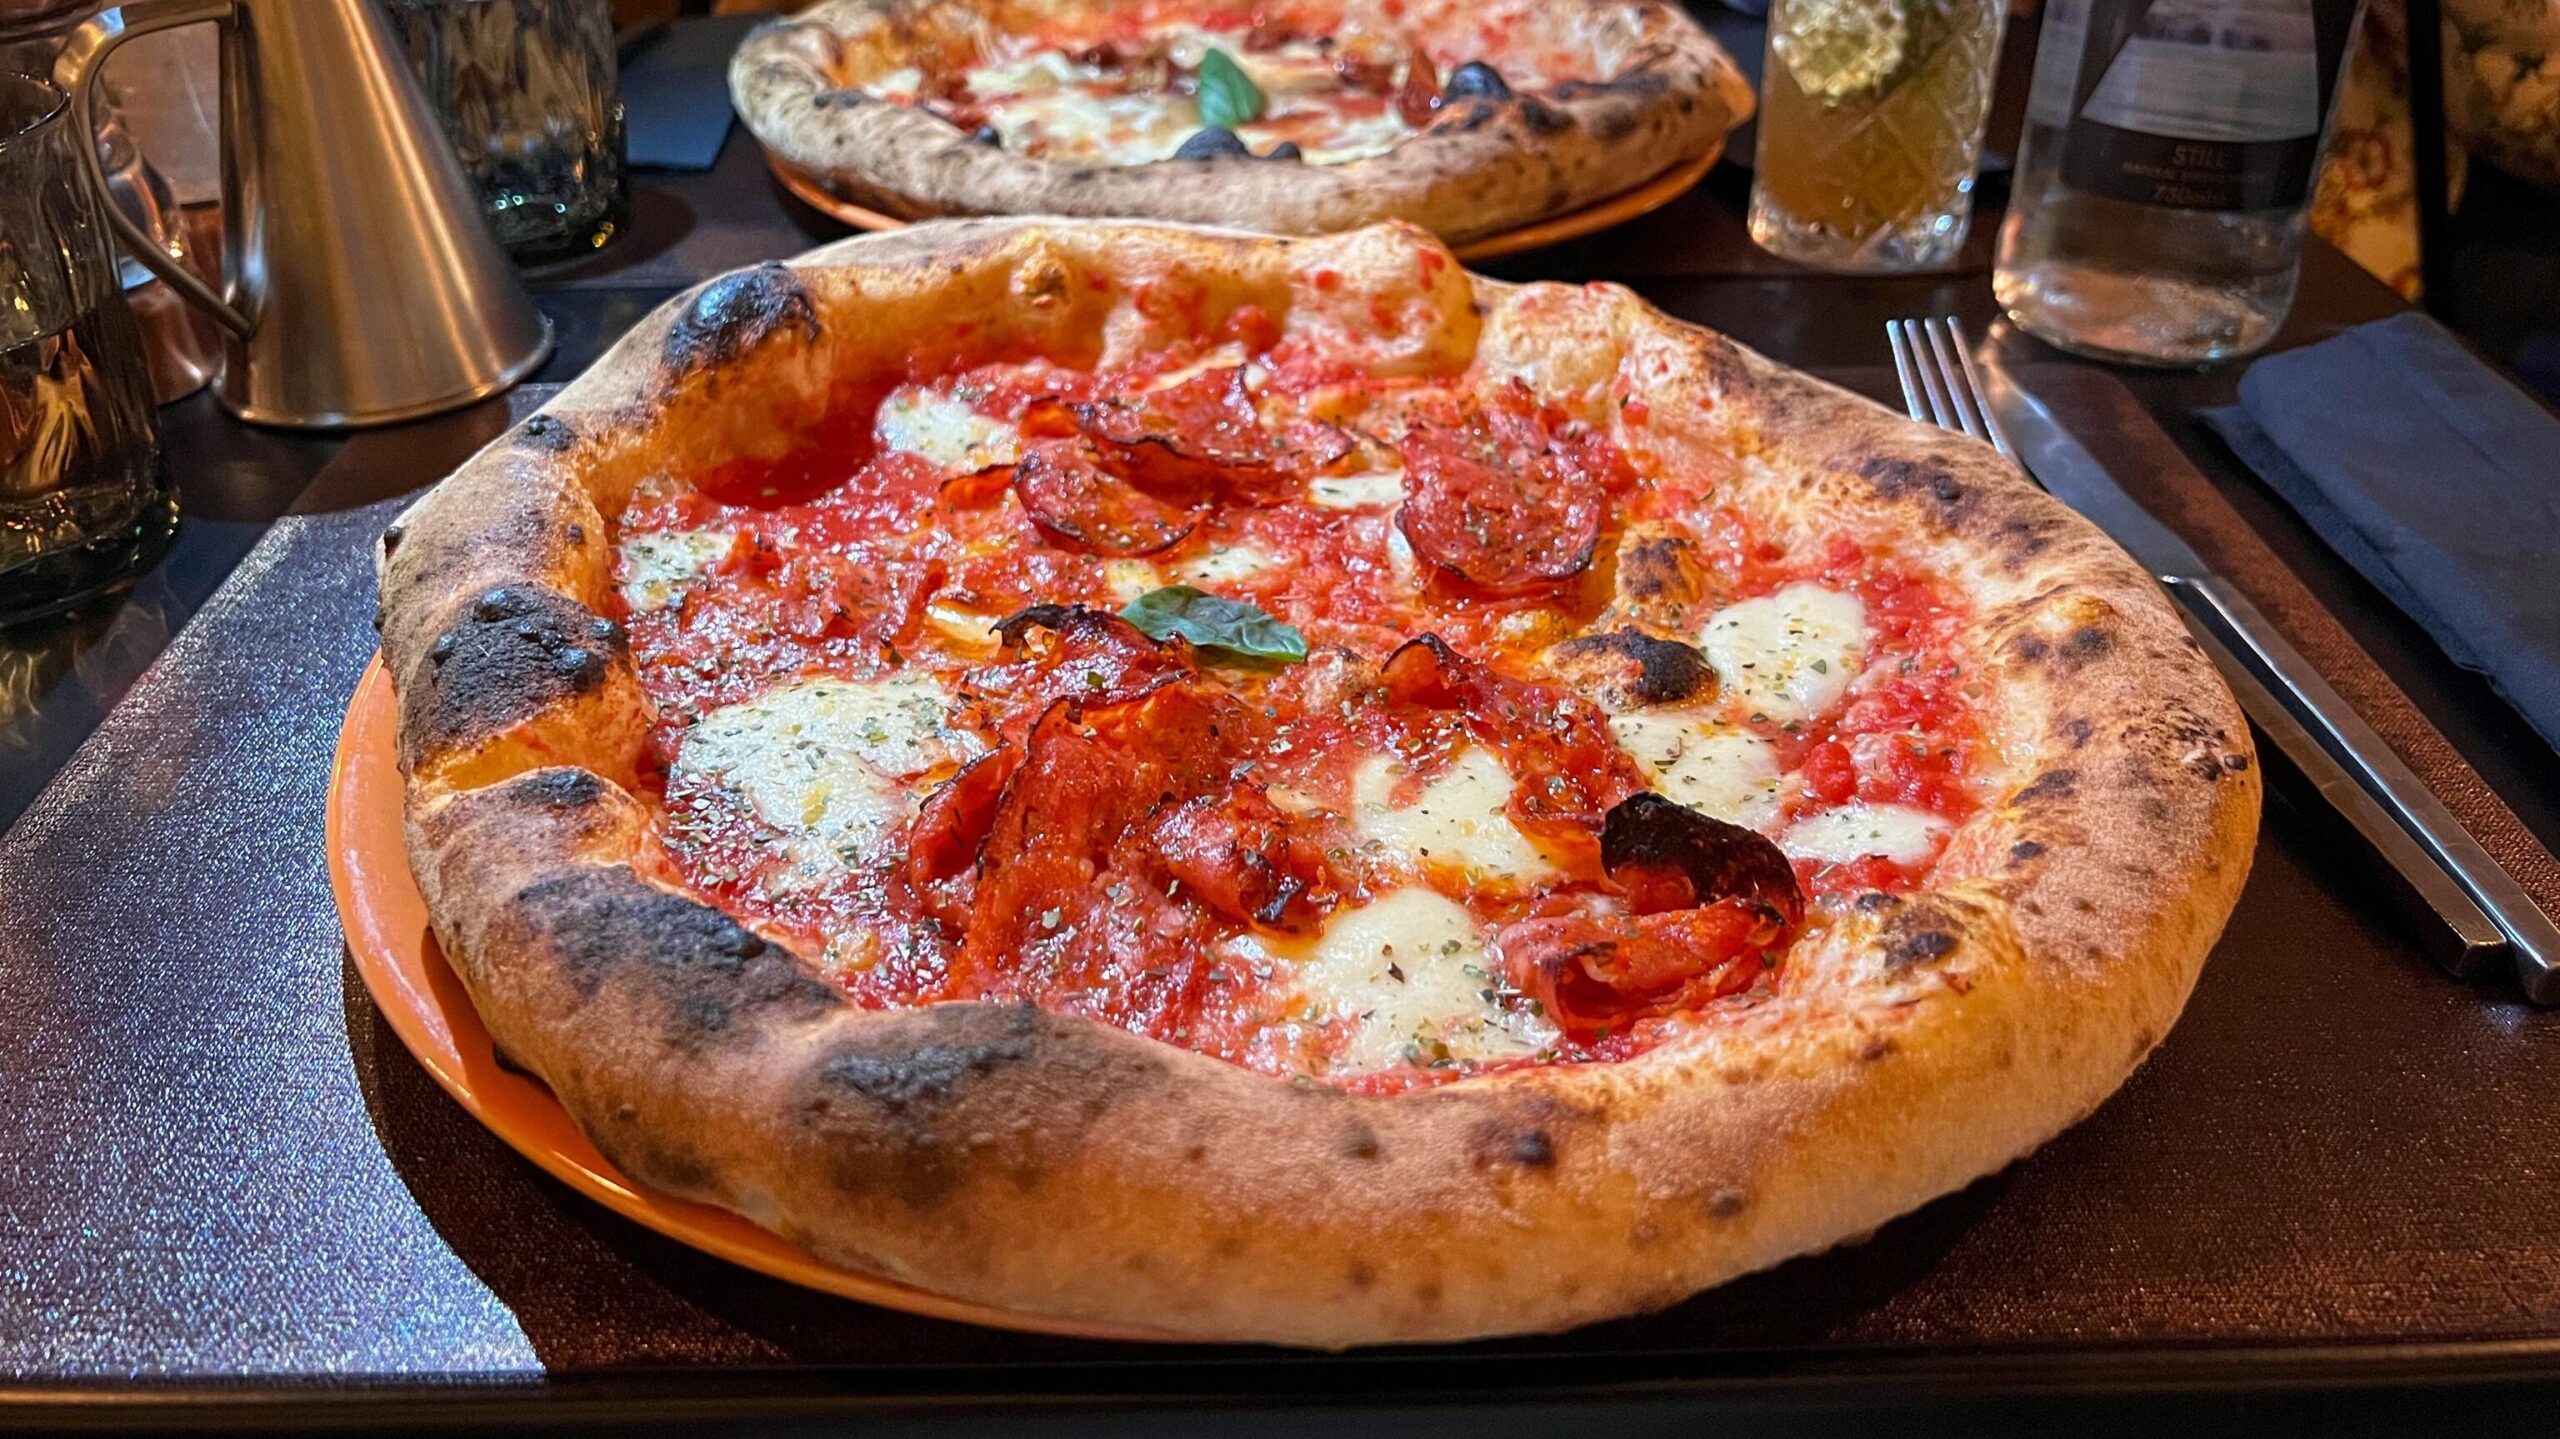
<box><xmin>609</xmin><ymin>316</ymin><xmax>1985</xmax><ymax>1093</ymax></box>
<box><xmin>862</xmin><ymin>0</ymin><xmax>1598</xmax><ymax>169</ymax></box>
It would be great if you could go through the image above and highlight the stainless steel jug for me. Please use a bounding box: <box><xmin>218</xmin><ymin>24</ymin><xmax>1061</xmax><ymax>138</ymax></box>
<box><xmin>54</xmin><ymin>0</ymin><xmax>553</xmax><ymax>428</ymax></box>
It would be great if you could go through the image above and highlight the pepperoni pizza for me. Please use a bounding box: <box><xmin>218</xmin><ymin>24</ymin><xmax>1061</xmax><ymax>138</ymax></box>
<box><xmin>376</xmin><ymin>220</ymin><xmax>2260</xmax><ymax>1347</ymax></box>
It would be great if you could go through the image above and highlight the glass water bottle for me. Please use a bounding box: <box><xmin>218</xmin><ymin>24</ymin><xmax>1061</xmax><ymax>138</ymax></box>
<box><xmin>1994</xmin><ymin>0</ymin><xmax>2367</xmax><ymax>365</ymax></box>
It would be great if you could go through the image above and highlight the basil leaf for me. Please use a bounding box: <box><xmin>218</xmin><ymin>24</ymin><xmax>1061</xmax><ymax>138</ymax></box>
<box><xmin>1121</xmin><ymin>586</ymin><xmax>1306</xmax><ymax>664</ymax></box>
<box><xmin>1195</xmin><ymin>48</ymin><xmax>1265</xmax><ymax>129</ymax></box>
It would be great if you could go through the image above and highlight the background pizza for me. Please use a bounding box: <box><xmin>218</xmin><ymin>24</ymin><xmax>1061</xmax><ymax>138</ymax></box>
<box><xmin>377</xmin><ymin>220</ymin><xmax>2258</xmax><ymax>1347</ymax></box>
<box><xmin>731</xmin><ymin>0</ymin><xmax>1752</xmax><ymax>241</ymax></box>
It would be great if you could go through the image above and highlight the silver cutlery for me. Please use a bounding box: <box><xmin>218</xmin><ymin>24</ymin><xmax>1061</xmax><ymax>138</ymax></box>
<box><xmin>1889</xmin><ymin>317</ymin><xmax>2560</xmax><ymax>1000</ymax></box>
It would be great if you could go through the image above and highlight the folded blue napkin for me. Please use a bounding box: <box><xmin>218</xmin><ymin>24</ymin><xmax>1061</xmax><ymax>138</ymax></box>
<box><xmin>2202</xmin><ymin>312</ymin><xmax>2560</xmax><ymax>751</ymax></box>
<box><xmin>622</xmin><ymin>14</ymin><xmax>762</xmax><ymax>172</ymax></box>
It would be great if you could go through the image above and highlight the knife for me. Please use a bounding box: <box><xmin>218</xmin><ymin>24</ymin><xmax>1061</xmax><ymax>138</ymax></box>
<box><xmin>1972</xmin><ymin>356</ymin><xmax>2560</xmax><ymax>1001</ymax></box>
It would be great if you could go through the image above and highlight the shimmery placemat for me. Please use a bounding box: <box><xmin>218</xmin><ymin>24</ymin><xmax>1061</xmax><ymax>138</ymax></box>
<box><xmin>5</xmin><ymin>372</ymin><xmax>2560</xmax><ymax>1402</ymax></box>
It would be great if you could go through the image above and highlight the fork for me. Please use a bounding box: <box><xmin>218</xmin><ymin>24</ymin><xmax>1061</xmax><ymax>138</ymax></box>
<box><xmin>1887</xmin><ymin>318</ymin><xmax>2012</xmax><ymax>458</ymax></box>
<box><xmin>1887</xmin><ymin>316</ymin><xmax>2557</xmax><ymax>988</ymax></box>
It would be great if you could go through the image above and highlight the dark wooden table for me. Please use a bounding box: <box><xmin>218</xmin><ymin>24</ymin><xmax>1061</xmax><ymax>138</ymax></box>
<box><xmin>7</xmin><ymin>19</ymin><xmax>2560</xmax><ymax>1433</ymax></box>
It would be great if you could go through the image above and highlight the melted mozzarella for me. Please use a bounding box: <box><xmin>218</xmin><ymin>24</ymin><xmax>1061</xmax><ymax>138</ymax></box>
<box><xmin>1308</xmin><ymin>469</ymin><xmax>1406</xmax><ymax>510</ymax></box>
<box><xmin>965</xmin><ymin>49</ymin><xmax>1092</xmax><ymax>95</ymax></box>
<box><xmin>1146</xmin><ymin>342</ymin><xmax>1249</xmax><ymax>392</ymax></box>
<box><xmin>1104</xmin><ymin>559</ymin><xmax>1164</xmax><ymax>606</ymax></box>
<box><xmin>1606</xmin><ymin>713</ymin><xmax>1785</xmax><ymax>829</ymax></box>
<box><xmin>616</xmin><ymin>529</ymin><xmax>733</xmax><ymax>613</ymax></box>
<box><xmin>1174</xmin><ymin>543</ymin><xmax>1278</xmax><ymax>586</ymax></box>
<box><xmin>673</xmin><ymin>676</ymin><xmax>975</xmax><ymax>885</ymax></box>
<box><xmin>989</xmin><ymin>87</ymin><xmax>1196</xmax><ymax>164</ymax></box>
<box><xmin>1287</xmin><ymin>888</ymin><xmax>1555</xmax><ymax>1074</ymax></box>
<box><xmin>867</xmin><ymin>65</ymin><xmax>925</xmax><ymax>101</ymax></box>
<box><xmin>1274</xmin><ymin>108</ymin><xmax>1409</xmax><ymax>165</ymax></box>
<box><xmin>923</xmin><ymin>595</ymin><xmax>1005</xmax><ymax>657</ymax></box>
<box><xmin>1351</xmin><ymin>747</ymin><xmax>1558</xmax><ymax>883</ymax></box>
<box><xmin>875</xmin><ymin>386</ymin><xmax>1021</xmax><ymax>473</ymax></box>
<box><xmin>1699</xmin><ymin>582</ymin><xmax>1870</xmax><ymax>725</ymax></box>
<box><xmin>1781</xmin><ymin>802</ymin><xmax>1947</xmax><ymax>867</ymax></box>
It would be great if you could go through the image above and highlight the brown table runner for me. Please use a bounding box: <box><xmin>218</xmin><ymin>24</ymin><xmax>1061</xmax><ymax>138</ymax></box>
<box><xmin>2028</xmin><ymin>364</ymin><xmax>2560</xmax><ymax>918</ymax></box>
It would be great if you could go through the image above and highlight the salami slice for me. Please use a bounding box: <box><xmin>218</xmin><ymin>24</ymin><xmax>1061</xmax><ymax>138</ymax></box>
<box><xmin>1071</xmin><ymin>365</ymin><xmax>1349</xmax><ymax>502</ymax></box>
<box><xmin>1496</xmin><ymin>794</ymin><xmax>1803</xmax><ymax>1038</ymax></box>
<box><xmin>1393</xmin><ymin>382</ymin><xmax>1619</xmax><ymax>593</ymax></box>
<box><xmin>904</xmin><ymin>748</ymin><xmax>1021</xmax><ymax>890</ymax></box>
<box><xmin>958</xmin><ymin>685</ymin><xmax>1324</xmax><ymax>1030</ymax></box>
<box><xmin>966</xmin><ymin>604</ymin><xmax>1193</xmax><ymax>711</ymax></box>
<box><xmin>1497</xmin><ymin>901</ymin><xmax>1781</xmax><ymax>1038</ymax></box>
<box><xmin>1012</xmin><ymin>438</ymin><xmax>1198</xmax><ymax>556</ymax></box>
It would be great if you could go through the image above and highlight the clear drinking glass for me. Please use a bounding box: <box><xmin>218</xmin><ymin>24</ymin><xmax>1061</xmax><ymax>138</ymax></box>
<box><xmin>387</xmin><ymin>0</ymin><xmax>628</xmax><ymax>265</ymax></box>
<box><xmin>0</xmin><ymin>71</ymin><xmax>169</xmax><ymax>627</ymax></box>
<box><xmin>1748</xmin><ymin>0</ymin><xmax>2012</xmax><ymax>271</ymax></box>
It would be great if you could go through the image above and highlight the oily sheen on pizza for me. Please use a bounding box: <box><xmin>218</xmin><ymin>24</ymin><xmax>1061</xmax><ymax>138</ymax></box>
<box><xmin>376</xmin><ymin>220</ymin><xmax>2258</xmax><ymax>1348</ymax></box>
<box><xmin>730</xmin><ymin>0</ymin><xmax>1750</xmax><ymax>242</ymax></box>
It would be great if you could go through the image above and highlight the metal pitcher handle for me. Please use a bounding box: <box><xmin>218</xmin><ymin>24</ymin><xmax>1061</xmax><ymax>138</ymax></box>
<box><xmin>54</xmin><ymin>0</ymin><xmax>251</xmax><ymax>341</ymax></box>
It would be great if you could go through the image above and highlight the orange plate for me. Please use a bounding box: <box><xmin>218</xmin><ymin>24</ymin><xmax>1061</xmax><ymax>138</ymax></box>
<box><xmin>764</xmin><ymin>142</ymin><xmax>1722</xmax><ymax>261</ymax></box>
<box><xmin>327</xmin><ymin>656</ymin><xmax>1186</xmax><ymax>1341</ymax></box>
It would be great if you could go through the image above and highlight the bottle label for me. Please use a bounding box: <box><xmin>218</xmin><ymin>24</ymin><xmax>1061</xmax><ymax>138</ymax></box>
<box><xmin>2048</xmin><ymin>0</ymin><xmax>2360</xmax><ymax>211</ymax></box>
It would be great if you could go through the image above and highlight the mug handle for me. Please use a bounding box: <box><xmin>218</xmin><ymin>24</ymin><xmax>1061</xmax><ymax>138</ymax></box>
<box><xmin>54</xmin><ymin>0</ymin><xmax>251</xmax><ymax>341</ymax></box>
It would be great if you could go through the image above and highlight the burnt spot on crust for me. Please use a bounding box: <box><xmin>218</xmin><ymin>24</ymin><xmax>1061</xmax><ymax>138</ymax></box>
<box><xmin>801</xmin><ymin>1004</ymin><xmax>1171</xmax><ymax>1209</ymax></box>
<box><xmin>1449</xmin><ymin>100</ymin><xmax>1499</xmax><ymax>133</ymax></box>
<box><xmin>1467</xmin><ymin>1118</ymin><xmax>1564</xmax><ymax>1172</ymax></box>
<box><xmin>2009</xmin><ymin>839</ymin><xmax>2047</xmax><ymax>864</ymax></box>
<box><xmin>513</xmin><ymin>768</ymin><xmax>608</xmax><ymax>811</ymax></box>
<box><xmin>1345</xmin><ymin>1259</ymin><xmax>1378</xmax><ymax>1291</ymax></box>
<box><xmin>1858</xmin><ymin>454</ymin><xmax>1974</xmax><ymax>526</ymax></box>
<box><xmin>2014</xmin><ymin>768</ymin><xmax>2079</xmax><ymax>806</ymax></box>
<box><xmin>1883</xmin><ymin>927</ymin><xmax>1959</xmax><ymax>970</ymax></box>
<box><xmin>664</xmin><ymin>263</ymin><xmax>820</xmax><ymax>379</ymax></box>
<box><xmin>1876</xmin><ymin>899</ymin><xmax>1961</xmax><ymax>970</ymax></box>
<box><xmin>1586</xmin><ymin>105</ymin><xmax>1641</xmax><ymax>142</ymax></box>
<box><xmin>412</xmin><ymin>587</ymin><xmax>626</xmax><ymax>754</ymax></box>
<box><xmin>516</xmin><ymin>414</ymin><xmax>577</xmax><ymax>452</ymax></box>
<box><xmin>1991</xmin><ymin>512</ymin><xmax>2065</xmax><ymax>568</ymax></box>
<box><xmin>1337</xmin><ymin>1120</ymin><xmax>1383</xmax><ymax>1160</ymax></box>
<box><xmin>514</xmin><ymin>868</ymin><xmax>833</xmax><ymax>1037</ymax></box>
<box><xmin>1705</xmin><ymin>1187</ymin><xmax>1750</xmax><ymax>1219</ymax></box>
<box><xmin>1546</xmin><ymin>629</ymin><xmax>1716</xmax><ymax>706</ymax></box>
<box><xmin>810</xmin><ymin>87</ymin><xmax>867</xmax><ymax>109</ymax></box>
<box><xmin>821</xmin><ymin>1022</ymin><xmax>1037</xmax><ymax>1115</ymax></box>
<box><xmin>2060</xmin><ymin>716</ymin><xmax>2095</xmax><ymax>749</ymax></box>
<box><xmin>1616</xmin><ymin>529</ymin><xmax>1707</xmax><ymax>609</ymax></box>
<box><xmin>2063</xmin><ymin>625</ymin><xmax>2113</xmax><ymax>664</ymax></box>
<box><xmin>1517</xmin><ymin>97</ymin><xmax>1572</xmax><ymax>134</ymax></box>
<box><xmin>1553</xmin><ymin>66</ymin><xmax>1675</xmax><ymax>102</ymax></box>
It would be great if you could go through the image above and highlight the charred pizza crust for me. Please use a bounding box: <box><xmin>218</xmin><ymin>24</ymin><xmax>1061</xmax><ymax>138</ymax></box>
<box><xmin>376</xmin><ymin>219</ymin><xmax>2258</xmax><ymax>1347</ymax></box>
<box><xmin>729</xmin><ymin>0</ymin><xmax>1751</xmax><ymax>243</ymax></box>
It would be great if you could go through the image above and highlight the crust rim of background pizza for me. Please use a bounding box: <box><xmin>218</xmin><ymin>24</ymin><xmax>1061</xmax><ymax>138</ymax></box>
<box><xmin>374</xmin><ymin>219</ymin><xmax>2260</xmax><ymax>1348</ymax></box>
<box><xmin>726</xmin><ymin>0</ymin><xmax>1753</xmax><ymax>245</ymax></box>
